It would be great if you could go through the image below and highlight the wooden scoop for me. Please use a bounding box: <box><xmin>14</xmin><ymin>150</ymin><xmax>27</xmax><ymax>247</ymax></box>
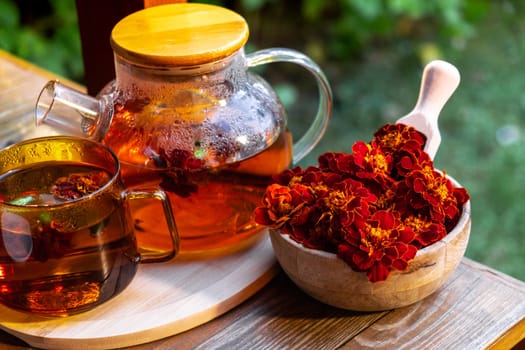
<box><xmin>396</xmin><ymin>60</ymin><xmax>460</xmax><ymax>160</ymax></box>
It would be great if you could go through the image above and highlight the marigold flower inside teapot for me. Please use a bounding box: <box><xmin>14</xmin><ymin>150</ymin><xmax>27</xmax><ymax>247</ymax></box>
<box><xmin>35</xmin><ymin>3</ymin><xmax>332</xmax><ymax>255</ymax></box>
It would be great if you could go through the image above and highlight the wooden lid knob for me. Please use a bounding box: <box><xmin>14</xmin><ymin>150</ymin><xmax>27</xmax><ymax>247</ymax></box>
<box><xmin>110</xmin><ymin>3</ymin><xmax>249</xmax><ymax>66</ymax></box>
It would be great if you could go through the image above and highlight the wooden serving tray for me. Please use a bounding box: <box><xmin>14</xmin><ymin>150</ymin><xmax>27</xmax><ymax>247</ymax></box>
<box><xmin>0</xmin><ymin>231</ymin><xmax>277</xmax><ymax>349</ymax></box>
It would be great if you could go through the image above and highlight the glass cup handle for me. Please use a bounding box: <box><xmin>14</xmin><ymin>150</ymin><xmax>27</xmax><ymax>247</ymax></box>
<box><xmin>246</xmin><ymin>48</ymin><xmax>333</xmax><ymax>164</ymax></box>
<box><xmin>123</xmin><ymin>188</ymin><xmax>180</xmax><ymax>263</ymax></box>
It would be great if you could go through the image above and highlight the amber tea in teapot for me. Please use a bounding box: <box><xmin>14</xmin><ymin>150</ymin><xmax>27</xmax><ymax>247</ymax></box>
<box><xmin>110</xmin><ymin>117</ymin><xmax>292</xmax><ymax>253</ymax></box>
<box><xmin>35</xmin><ymin>3</ymin><xmax>332</xmax><ymax>255</ymax></box>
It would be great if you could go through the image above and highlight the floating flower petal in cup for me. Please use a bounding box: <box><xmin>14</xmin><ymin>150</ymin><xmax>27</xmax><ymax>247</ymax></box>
<box><xmin>255</xmin><ymin>123</ymin><xmax>470</xmax><ymax>283</ymax></box>
<box><xmin>0</xmin><ymin>137</ymin><xmax>179</xmax><ymax>316</ymax></box>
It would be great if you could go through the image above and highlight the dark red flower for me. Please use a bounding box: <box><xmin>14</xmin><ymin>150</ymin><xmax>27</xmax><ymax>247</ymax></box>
<box><xmin>154</xmin><ymin>148</ymin><xmax>206</xmax><ymax>198</ymax></box>
<box><xmin>350</xmin><ymin>141</ymin><xmax>393</xmax><ymax>185</ymax></box>
<box><xmin>318</xmin><ymin>152</ymin><xmax>354</xmax><ymax>175</ymax></box>
<box><xmin>310</xmin><ymin>178</ymin><xmax>377</xmax><ymax>250</ymax></box>
<box><xmin>404</xmin><ymin>169</ymin><xmax>465</xmax><ymax>223</ymax></box>
<box><xmin>371</xmin><ymin>185</ymin><xmax>398</xmax><ymax>212</ymax></box>
<box><xmin>254</xmin><ymin>122</ymin><xmax>470</xmax><ymax>283</ymax></box>
<box><xmin>301</xmin><ymin>166</ymin><xmax>342</xmax><ymax>189</ymax></box>
<box><xmin>395</xmin><ymin>146</ymin><xmax>434</xmax><ymax>178</ymax></box>
<box><xmin>272</xmin><ymin>166</ymin><xmax>305</xmax><ymax>186</ymax></box>
<box><xmin>51</xmin><ymin>171</ymin><xmax>109</xmax><ymax>200</ymax></box>
<box><xmin>338</xmin><ymin>210</ymin><xmax>417</xmax><ymax>282</ymax></box>
<box><xmin>373</xmin><ymin>123</ymin><xmax>426</xmax><ymax>154</ymax></box>
<box><xmin>254</xmin><ymin>183</ymin><xmax>314</xmax><ymax>232</ymax></box>
<box><xmin>403</xmin><ymin>213</ymin><xmax>447</xmax><ymax>248</ymax></box>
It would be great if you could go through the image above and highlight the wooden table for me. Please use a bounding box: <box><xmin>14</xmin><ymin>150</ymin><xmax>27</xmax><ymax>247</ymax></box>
<box><xmin>1</xmin><ymin>49</ymin><xmax>525</xmax><ymax>350</ymax></box>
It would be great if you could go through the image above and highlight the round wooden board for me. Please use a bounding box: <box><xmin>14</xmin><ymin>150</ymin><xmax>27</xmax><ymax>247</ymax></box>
<box><xmin>0</xmin><ymin>231</ymin><xmax>277</xmax><ymax>349</ymax></box>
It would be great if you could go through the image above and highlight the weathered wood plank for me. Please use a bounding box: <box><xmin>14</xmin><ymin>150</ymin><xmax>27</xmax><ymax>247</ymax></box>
<box><xmin>120</xmin><ymin>259</ymin><xmax>525</xmax><ymax>349</ymax></box>
<box><xmin>346</xmin><ymin>259</ymin><xmax>525</xmax><ymax>349</ymax></box>
<box><xmin>120</xmin><ymin>273</ymin><xmax>387</xmax><ymax>349</ymax></box>
<box><xmin>0</xmin><ymin>50</ymin><xmax>82</xmax><ymax>147</ymax></box>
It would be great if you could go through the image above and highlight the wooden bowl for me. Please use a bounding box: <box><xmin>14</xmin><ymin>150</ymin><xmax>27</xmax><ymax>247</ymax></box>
<box><xmin>269</xmin><ymin>186</ymin><xmax>471</xmax><ymax>312</ymax></box>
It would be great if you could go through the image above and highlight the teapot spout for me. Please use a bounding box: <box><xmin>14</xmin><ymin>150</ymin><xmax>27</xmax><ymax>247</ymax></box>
<box><xmin>35</xmin><ymin>80</ymin><xmax>111</xmax><ymax>140</ymax></box>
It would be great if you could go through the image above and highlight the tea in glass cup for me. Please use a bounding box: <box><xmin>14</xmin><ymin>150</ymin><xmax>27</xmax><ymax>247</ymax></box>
<box><xmin>0</xmin><ymin>136</ymin><xmax>179</xmax><ymax>316</ymax></box>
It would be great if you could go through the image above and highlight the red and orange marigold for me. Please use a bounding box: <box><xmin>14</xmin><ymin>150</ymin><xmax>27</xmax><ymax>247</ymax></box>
<box><xmin>254</xmin><ymin>123</ymin><xmax>470</xmax><ymax>282</ymax></box>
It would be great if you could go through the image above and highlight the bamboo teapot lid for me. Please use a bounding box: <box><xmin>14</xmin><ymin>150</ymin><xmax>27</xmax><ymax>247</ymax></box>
<box><xmin>110</xmin><ymin>3</ymin><xmax>249</xmax><ymax>66</ymax></box>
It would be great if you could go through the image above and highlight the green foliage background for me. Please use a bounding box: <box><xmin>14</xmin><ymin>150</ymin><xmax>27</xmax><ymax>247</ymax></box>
<box><xmin>0</xmin><ymin>0</ymin><xmax>82</xmax><ymax>81</ymax></box>
<box><xmin>2</xmin><ymin>0</ymin><xmax>525</xmax><ymax>280</ymax></box>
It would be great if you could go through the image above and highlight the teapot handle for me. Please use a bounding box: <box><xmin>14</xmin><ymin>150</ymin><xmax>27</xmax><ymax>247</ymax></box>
<box><xmin>246</xmin><ymin>48</ymin><xmax>332</xmax><ymax>165</ymax></box>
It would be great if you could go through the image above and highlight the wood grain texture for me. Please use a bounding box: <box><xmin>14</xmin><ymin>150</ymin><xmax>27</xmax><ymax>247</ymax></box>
<box><xmin>110</xmin><ymin>3</ymin><xmax>249</xmax><ymax>66</ymax></box>
<box><xmin>0</xmin><ymin>50</ymin><xmax>79</xmax><ymax>122</ymax></box>
<box><xmin>396</xmin><ymin>60</ymin><xmax>461</xmax><ymax>160</ymax></box>
<box><xmin>115</xmin><ymin>259</ymin><xmax>525</xmax><ymax>350</ymax></box>
<box><xmin>122</xmin><ymin>272</ymin><xmax>390</xmax><ymax>350</ymax></box>
<box><xmin>2</xmin><ymin>259</ymin><xmax>525</xmax><ymax>349</ymax></box>
<box><xmin>143</xmin><ymin>0</ymin><xmax>187</xmax><ymax>8</ymax></box>
<box><xmin>346</xmin><ymin>259</ymin><xmax>525</xmax><ymax>349</ymax></box>
<box><xmin>0</xmin><ymin>235</ymin><xmax>277</xmax><ymax>350</ymax></box>
<box><xmin>0</xmin><ymin>50</ymin><xmax>76</xmax><ymax>147</ymax></box>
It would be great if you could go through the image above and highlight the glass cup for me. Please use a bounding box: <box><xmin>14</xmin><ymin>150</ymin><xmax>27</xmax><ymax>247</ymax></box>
<box><xmin>0</xmin><ymin>136</ymin><xmax>179</xmax><ymax>316</ymax></box>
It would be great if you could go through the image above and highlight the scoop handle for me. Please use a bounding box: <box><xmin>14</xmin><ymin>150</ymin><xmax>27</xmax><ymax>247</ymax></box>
<box><xmin>397</xmin><ymin>60</ymin><xmax>461</xmax><ymax>159</ymax></box>
<box><xmin>413</xmin><ymin>60</ymin><xmax>460</xmax><ymax>122</ymax></box>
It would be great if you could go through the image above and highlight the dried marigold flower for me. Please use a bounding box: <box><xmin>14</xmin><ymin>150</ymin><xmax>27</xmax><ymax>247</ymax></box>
<box><xmin>394</xmin><ymin>146</ymin><xmax>433</xmax><ymax>179</ymax></box>
<box><xmin>318</xmin><ymin>151</ymin><xmax>353</xmax><ymax>175</ymax></box>
<box><xmin>309</xmin><ymin>178</ymin><xmax>377</xmax><ymax>251</ymax></box>
<box><xmin>403</xmin><ymin>213</ymin><xmax>447</xmax><ymax>248</ymax></box>
<box><xmin>373</xmin><ymin>123</ymin><xmax>426</xmax><ymax>154</ymax></box>
<box><xmin>254</xmin><ymin>183</ymin><xmax>314</xmax><ymax>233</ymax></box>
<box><xmin>403</xmin><ymin>169</ymin><xmax>462</xmax><ymax>224</ymax></box>
<box><xmin>338</xmin><ymin>210</ymin><xmax>417</xmax><ymax>282</ymax></box>
<box><xmin>157</xmin><ymin>148</ymin><xmax>205</xmax><ymax>198</ymax></box>
<box><xmin>51</xmin><ymin>171</ymin><xmax>109</xmax><ymax>200</ymax></box>
<box><xmin>272</xmin><ymin>166</ymin><xmax>305</xmax><ymax>186</ymax></box>
<box><xmin>254</xmin><ymin>122</ymin><xmax>470</xmax><ymax>283</ymax></box>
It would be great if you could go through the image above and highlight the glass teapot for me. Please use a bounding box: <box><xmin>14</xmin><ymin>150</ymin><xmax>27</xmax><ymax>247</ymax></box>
<box><xmin>35</xmin><ymin>3</ymin><xmax>332</xmax><ymax>255</ymax></box>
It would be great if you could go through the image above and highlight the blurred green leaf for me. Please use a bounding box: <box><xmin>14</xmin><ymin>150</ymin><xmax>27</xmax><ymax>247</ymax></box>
<box><xmin>388</xmin><ymin>0</ymin><xmax>429</xmax><ymax>18</ymax></box>
<box><xmin>302</xmin><ymin>0</ymin><xmax>326</xmax><ymax>21</ymax></box>
<box><xmin>0</xmin><ymin>28</ymin><xmax>15</xmax><ymax>51</ymax></box>
<box><xmin>13</xmin><ymin>28</ymin><xmax>47</xmax><ymax>60</ymax></box>
<box><xmin>274</xmin><ymin>83</ymin><xmax>299</xmax><ymax>108</ymax></box>
<box><xmin>345</xmin><ymin>0</ymin><xmax>382</xmax><ymax>19</ymax></box>
<box><xmin>0</xmin><ymin>0</ymin><xmax>19</xmax><ymax>28</ymax></box>
<box><xmin>241</xmin><ymin>0</ymin><xmax>270</xmax><ymax>12</ymax></box>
